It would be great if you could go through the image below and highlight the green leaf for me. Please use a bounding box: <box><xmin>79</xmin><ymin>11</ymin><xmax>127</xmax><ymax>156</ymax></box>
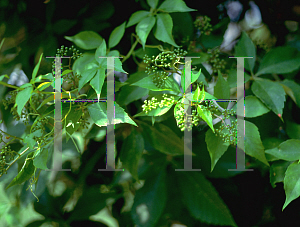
<box><xmin>36</xmin><ymin>81</ymin><xmax>52</xmax><ymax>91</ymax></box>
<box><xmin>134</xmin><ymin>47</ymin><xmax>161</xmax><ymax>59</ymax></box>
<box><xmin>73</xmin><ymin>53</ymin><xmax>95</xmax><ymax>75</ymax></box>
<box><xmin>15</xmin><ymin>86</ymin><xmax>33</xmax><ymax>116</ymax></box>
<box><xmin>263</xmin><ymin>137</ymin><xmax>284</xmax><ymax>162</ymax></box>
<box><xmin>32</xmin><ymin>129</ymin><xmax>43</xmax><ymax>137</ymax></box>
<box><xmin>181</xmin><ymin>68</ymin><xmax>202</xmax><ymax>92</ymax></box>
<box><xmin>280</xmin><ymin>79</ymin><xmax>300</xmax><ymax>108</ymax></box>
<box><xmin>193</xmin><ymin>85</ymin><xmax>205</xmax><ymax>101</ymax></box>
<box><xmin>286</xmin><ymin>120</ymin><xmax>300</xmax><ymax>139</ymax></box>
<box><xmin>265</xmin><ymin>139</ymin><xmax>300</xmax><ymax>161</ymax></box>
<box><xmin>256</xmin><ymin>46</ymin><xmax>300</xmax><ymax>76</ymax></box>
<box><xmin>130</xmin><ymin>75</ymin><xmax>165</xmax><ymax>91</ymax></box>
<box><xmin>213</xmin><ymin>71</ymin><xmax>230</xmax><ymax>109</ymax></box>
<box><xmin>6</xmin><ymin>152</ymin><xmax>36</xmax><ymax>189</ymax></box>
<box><xmin>31</xmin><ymin>53</ymin><xmax>43</xmax><ymax>82</ymax></box>
<box><xmin>78</xmin><ymin>68</ymin><xmax>97</xmax><ymax>92</ymax></box>
<box><xmin>33</xmin><ymin>148</ymin><xmax>48</xmax><ymax>170</ymax></box>
<box><xmin>34</xmin><ymin>72</ymin><xmax>53</xmax><ymax>83</ymax></box>
<box><xmin>270</xmin><ymin>161</ymin><xmax>291</xmax><ymax>188</ymax></box>
<box><xmin>90</xmin><ymin>68</ymin><xmax>106</xmax><ymax>101</ymax></box>
<box><xmin>164</xmin><ymin>74</ymin><xmax>181</xmax><ymax>93</ymax></box>
<box><xmin>126</xmin><ymin>71</ymin><xmax>149</xmax><ymax>84</ymax></box>
<box><xmin>193</xmin><ymin>86</ymin><xmax>201</xmax><ymax>100</ymax></box>
<box><xmin>177</xmin><ymin>171</ymin><xmax>237</xmax><ymax>227</ymax></box>
<box><xmin>251</xmin><ymin>79</ymin><xmax>286</xmax><ymax>117</ymax></box>
<box><xmin>117</xmin><ymin>85</ymin><xmax>149</xmax><ymax>106</ymax></box>
<box><xmin>190</xmin><ymin>52</ymin><xmax>210</xmax><ymax>65</ymax></box>
<box><xmin>136</xmin><ymin>16</ymin><xmax>156</xmax><ymax>50</ymax></box>
<box><xmin>115</xmin><ymin>81</ymin><xmax>127</xmax><ymax>92</ymax></box>
<box><xmin>265</xmin><ymin>147</ymin><xmax>281</xmax><ymax>162</ymax></box>
<box><xmin>154</xmin><ymin>13</ymin><xmax>178</xmax><ymax>47</ymax></box>
<box><xmin>227</xmin><ymin>68</ymin><xmax>251</xmax><ymax>89</ymax></box>
<box><xmin>240</xmin><ymin>95</ymin><xmax>270</xmax><ymax>117</ymax></box>
<box><xmin>205</xmin><ymin>128</ymin><xmax>230</xmax><ymax>172</ymax></box>
<box><xmin>53</xmin><ymin>19</ymin><xmax>77</xmax><ymax>35</ymax></box>
<box><xmin>108</xmin><ymin>22</ymin><xmax>126</xmax><ymax>49</ymax></box>
<box><xmin>24</xmin><ymin>134</ymin><xmax>36</xmax><ymax>149</ymax></box>
<box><xmin>36</xmin><ymin>93</ymin><xmax>70</xmax><ymax>111</ymax></box>
<box><xmin>65</xmin><ymin>31</ymin><xmax>103</xmax><ymax>50</ymax></box>
<box><xmin>147</xmin><ymin>0</ymin><xmax>159</xmax><ymax>9</ymax></box>
<box><xmin>263</xmin><ymin>137</ymin><xmax>285</xmax><ymax>150</ymax></box>
<box><xmin>238</xmin><ymin>121</ymin><xmax>269</xmax><ymax>166</ymax></box>
<box><xmin>61</xmin><ymin>69</ymin><xmax>73</xmax><ymax>77</ymax></box>
<box><xmin>158</xmin><ymin>0</ymin><xmax>197</xmax><ymax>13</ymax></box>
<box><xmin>114</xmin><ymin>58</ymin><xmax>128</xmax><ymax>74</ymax></box>
<box><xmin>95</xmin><ymin>39</ymin><xmax>107</xmax><ymax>65</ymax></box>
<box><xmin>0</xmin><ymin>38</ymin><xmax>5</xmax><ymax>50</ymax></box>
<box><xmin>127</xmin><ymin>11</ymin><xmax>150</xmax><ymax>28</ymax></box>
<box><xmin>40</xmin><ymin>73</ymin><xmax>54</xmax><ymax>81</ymax></box>
<box><xmin>69</xmin><ymin>187</ymin><xmax>117</xmax><ymax>221</ymax></box>
<box><xmin>87</xmin><ymin>102</ymin><xmax>137</xmax><ymax>127</ymax></box>
<box><xmin>234</xmin><ymin>32</ymin><xmax>256</xmax><ymax>73</ymax></box>
<box><xmin>0</xmin><ymin>74</ymin><xmax>9</xmax><ymax>81</ymax></box>
<box><xmin>131</xmin><ymin>170</ymin><xmax>167</xmax><ymax>227</ymax></box>
<box><xmin>120</xmin><ymin>127</ymin><xmax>144</xmax><ymax>180</ymax></box>
<box><xmin>107</xmin><ymin>50</ymin><xmax>120</xmax><ymax>57</ymax></box>
<box><xmin>64</xmin><ymin>106</ymin><xmax>83</xmax><ymax>142</ymax></box>
<box><xmin>20</xmin><ymin>83</ymin><xmax>33</xmax><ymax>89</ymax></box>
<box><xmin>283</xmin><ymin>162</ymin><xmax>300</xmax><ymax>210</ymax></box>
<box><xmin>196</xmin><ymin>72</ymin><xmax>209</xmax><ymax>87</ymax></box>
<box><xmin>197</xmin><ymin>105</ymin><xmax>214</xmax><ymax>132</ymax></box>
<box><xmin>138</xmin><ymin>120</ymin><xmax>188</xmax><ymax>156</ymax></box>
<box><xmin>204</xmin><ymin>92</ymin><xmax>218</xmax><ymax>100</ymax></box>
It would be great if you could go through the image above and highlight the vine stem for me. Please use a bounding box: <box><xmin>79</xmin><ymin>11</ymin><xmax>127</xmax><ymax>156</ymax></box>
<box><xmin>0</xmin><ymin>128</ymin><xmax>23</xmax><ymax>141</ymax></box>
<box><xmin>0</xmin><ymin>146</ymin><xmax>30</xmax><ymax>178</ymax></box>
<box><xmin>122</xmin><ymin>38</ymin><xmax>139</xmax><ymax>63</ymax></box>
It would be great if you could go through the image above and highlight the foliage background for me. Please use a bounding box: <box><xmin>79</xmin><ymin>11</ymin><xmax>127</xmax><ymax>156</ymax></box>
<box><xmin>0</xmin><ymin>0</ymin><xmax>300</xmax><ymax>226</ymax></box>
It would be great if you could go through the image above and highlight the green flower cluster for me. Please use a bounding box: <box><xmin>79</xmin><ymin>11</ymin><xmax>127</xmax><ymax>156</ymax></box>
<box><xmin>52</xmin><ymin>45</ymin><xmax>83</xmax><ymax>74</ymax></box>
<box><xmin>54</xmin><ymin>45</ymin><xmax>83</xmax><ymax>59</ymax></box>
<box><xmin>2</xmin><ymin>90</ymin><xmax>18</xmax><ymax>110</ymax></box>
<box><xmin>31</xmin><ymin>117</ymin><xmax>49</xmax><ymax>134</ymax></box>
<box><xmin>175</xmin><ymin>102</ymin><xmax>205</xmax><ymax>131</ymax></box>
<box><xmin>194</xmin><ymin>15</ymin><xmax>213</xmax><ymax>36</ymax></box>
<box><xmin>208</xmin><ymin>48</ymin><xmax>227</xmax><ymax>74</ymax></box>
<box><xmin>214</xmin><ymin>108</ymin><xmax>239</xmax><ymax>145</ymax></box>
<box><xmin>0</xmin><ymin>145</ymin><xmax>16</xmax><ymax>175</ymax></box>
<box><xmin>142</xmin><ymin>94</ymin><xmax>176</xmax><ymax>114</ymax></box>
<box><xmin>173</xmin><ymin>100</ymin><xmax>239</xmax><ymax>144</ymax></box>
<box><xmin>3</xmin><ymin>90</ymin><xmax>30</xmax><ymax>124</ymax></box>
<box><xmin>28</xmin><ymin>92</ymin><xmax>46</xmax><ymax>114</ymax></box>
<box><xmin>77</xmin><ymin>108</ymin><xmax>91</xmax><ymax>130</ymax></box>
<box><xmin>143</xmin><ymin>48</ymin><xmax>188</xmax><ymax>88</ymax></box>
